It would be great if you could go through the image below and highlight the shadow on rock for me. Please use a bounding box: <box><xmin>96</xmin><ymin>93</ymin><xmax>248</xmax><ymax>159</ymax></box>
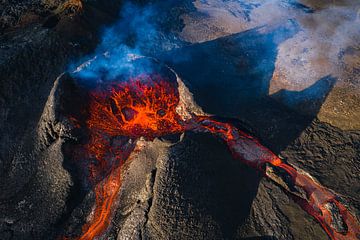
<box><xmin>147</xmin><ymin>131</ymin><xmax>261</xmax><ymax>239</ymax></box>
<box><xmin>160</xmin><ymin>21</ymin><xmax>336</xmax><ymax>152</ymax></box>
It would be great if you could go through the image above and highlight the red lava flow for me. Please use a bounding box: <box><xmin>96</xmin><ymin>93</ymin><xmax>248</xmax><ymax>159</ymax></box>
<box><xmin>65</xmin><ymin>73</ymin><xmax>360</xmax><ymax>240</ymax></box>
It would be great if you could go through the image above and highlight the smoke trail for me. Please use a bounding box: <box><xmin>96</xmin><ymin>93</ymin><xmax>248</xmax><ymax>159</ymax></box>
<box><xmin>69</xmin><ymin>2</ymin><xmax>165</xmax><ymax>82</ymax></box>
<box><xmin>269</xmin><ymin>1</ymin><xmax>360</xmax><ymax>115</ymax></box>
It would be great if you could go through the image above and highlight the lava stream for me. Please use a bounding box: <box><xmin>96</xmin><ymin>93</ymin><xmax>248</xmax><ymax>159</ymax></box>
<box><xmin>192</xmin><ymin>117</ymin><xmax>360</xmax><ymax>240</ymax></box>
<box><xmin>65</xmin><ymin>74</ymin><xmax>359</xmax><ymax>240</ymax></box>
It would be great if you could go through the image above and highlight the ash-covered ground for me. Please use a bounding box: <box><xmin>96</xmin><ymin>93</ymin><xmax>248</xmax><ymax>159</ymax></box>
<box><xmin>0</xmin><ymin>0</ymin><xmax>359</xmax><ymax>240</ymax></box>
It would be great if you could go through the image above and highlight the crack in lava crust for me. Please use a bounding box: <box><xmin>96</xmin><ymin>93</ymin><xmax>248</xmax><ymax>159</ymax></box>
<box><xmin>65</xmin><ymin>73</ymin><xmax>360</xmax><ymax>240</ymax></box>
<box><xmin>87</xmin><ymin>74</ymin><xmax>185</xmax><ymax>140</ymax></box>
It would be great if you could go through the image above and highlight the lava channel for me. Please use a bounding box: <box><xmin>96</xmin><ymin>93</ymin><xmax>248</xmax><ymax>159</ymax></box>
<box><xmin>64</xmin><ymin>72</ymin><xmax>359</xmax><ymax>240</ymax></box>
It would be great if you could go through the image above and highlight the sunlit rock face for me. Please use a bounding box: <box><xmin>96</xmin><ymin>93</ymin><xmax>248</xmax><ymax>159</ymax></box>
<box><xmin>178</xmin><ymin>0</ymin><xmax>360</xmax><ymax>130</ymax></box>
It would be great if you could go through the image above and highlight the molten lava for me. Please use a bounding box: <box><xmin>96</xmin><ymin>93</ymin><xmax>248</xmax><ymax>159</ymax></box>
<box><xmin>192</xmin><ymin>117</ymin><xmax>360</xmax><ymax>240</ymax></box>
<box><xmin>87</xmin><ymin>74</ymin><xmax>185</xmax><ymax>140</ymax></box>
<box><xmin>67</xmin><ymin>74</ymin><xmax>186</xmax><ymax>240</ymax></box>
<box><xmin>65</xmin><ymin>72</ymin><xmax>360</xmax><ymax>240</ymax></box>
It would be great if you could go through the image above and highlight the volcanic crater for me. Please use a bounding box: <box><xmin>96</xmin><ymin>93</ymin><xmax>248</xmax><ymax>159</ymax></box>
<box><xmin>35</xmin><ymin>56</ymin><xmax>359</xmax><ymax>240</ymax></box>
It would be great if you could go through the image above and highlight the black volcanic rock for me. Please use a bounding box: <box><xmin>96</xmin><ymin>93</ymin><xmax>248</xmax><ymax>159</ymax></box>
<box><xmin>13</xmin><ymin>64</ymin><xmax>329</xmax><ymax>240</ymax></box>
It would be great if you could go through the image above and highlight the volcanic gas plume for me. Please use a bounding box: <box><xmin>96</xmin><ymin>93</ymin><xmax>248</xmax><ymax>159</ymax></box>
<box><xmin>62</xmin><ymin>59</ymin><xmax>360</xmax><ymax>240</ymax></box>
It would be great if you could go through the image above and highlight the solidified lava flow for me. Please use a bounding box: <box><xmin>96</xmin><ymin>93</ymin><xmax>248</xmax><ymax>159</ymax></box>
<box><xmin>65</xmin><ymin>71</ymin><xmax>360</xmax><ymax>240</ymax></box>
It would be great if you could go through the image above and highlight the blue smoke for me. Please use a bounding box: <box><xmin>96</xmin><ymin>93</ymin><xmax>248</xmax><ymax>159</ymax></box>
<box><xmin>69</xmin><ymin>3</ymin><xmax>164</xmax><ymax>82</ymax></box>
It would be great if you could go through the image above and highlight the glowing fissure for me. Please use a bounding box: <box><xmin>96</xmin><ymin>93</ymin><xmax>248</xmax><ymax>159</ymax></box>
<box><xmin>66</xmin><ymin>74</ymin><xmax>359</xmax><ymax>240</ymax></box>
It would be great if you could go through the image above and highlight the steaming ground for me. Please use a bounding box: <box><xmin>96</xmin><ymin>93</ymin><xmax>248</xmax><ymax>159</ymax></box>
<box><xmin>179</xmin><ymin>0</ymin><xmax>360</xmax><ymax>129</ymax></box>
<box><xmin>0</xmin><ymin>0</ymin><xmax>359</xmax><ymax>240</ymax></box>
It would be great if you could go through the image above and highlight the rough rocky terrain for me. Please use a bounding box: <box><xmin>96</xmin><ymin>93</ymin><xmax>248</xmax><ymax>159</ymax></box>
<box><xmin>0</xmin><ymin>1</ymin><xmax>359</xmax><ymax>240</ymax></box>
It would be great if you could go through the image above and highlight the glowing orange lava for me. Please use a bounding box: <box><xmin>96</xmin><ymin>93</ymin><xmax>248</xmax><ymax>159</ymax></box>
<box><xmin>68</xmin><ymin>74</ymin><xmax>185</xmax><ymax>240</ymax></box>
<box><xmin>87</xmin><ymin>74</ymin><xmax>185</xmax><ymax>139</ymax></box>
<box><xmin>65</xmin><ymin>73</ymin><xmax>359</xmax><ymax>240</ymax></box>
<box><xmin>192</xmin><ymin>117</ymin><xmax>360</xmax><ymax>240</ymax></box>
